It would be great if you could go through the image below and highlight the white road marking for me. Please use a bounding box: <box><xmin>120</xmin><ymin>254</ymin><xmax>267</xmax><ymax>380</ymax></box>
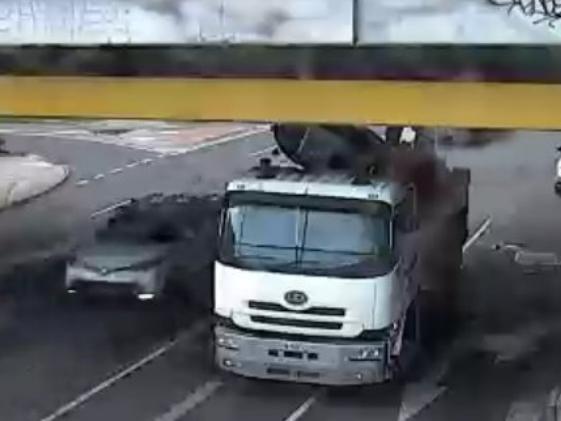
<box><xmin>544</xmin><ymin>387</ymin><xmax>561</xmax><ymax>421</ymax></box>
<box><xmin>174</xmin><ymin>126</ymin><xmax>269</xmax><ymax>156</ymax></box>
<box><xmin>399</xmin><ymin>385</ymin><xmax>446</xmax><ymax>421</ymax></box>
<box><xmin>396</xmin><ymin>333</ymin><xmax>472</xmax><ymax>421</ymax></box>
<box><xmin>153</xmin><ymin>380</ymin><xmax>223</xmax><ymax>421</ymax></box>
<box><xmin>39</xmin><ymin>319</ymin><xmax>209</xmax><ymax>421</ymax></box>
<box><xmin>70</xmin><ymin>128</ymin><xmax>266</xmax><ymax>192</ymax></box>
<box><xmin>398</xmin><ymin>220</ymin><xmax>491</xmax><ymax>421</ymax></box>
<box><xmin>284</xmin><ymin>392</ymin><xmax>322</xmax><ymax>421</ymax></box>
<box><xmin>39</xmin><ymin>340</ymin><xmax>178</xmax><ymax>421</ymax></box>
<box><xmin>53</xmin><ymin>129</ymin><xmax>86</xmax><ymax>135</ymax></box>
<box><xmin>504</xmin><ymin>401</ymin><xmax>542</xmax><ymax>421</ymax></box>
<box><xmin>463</xmin><ymin>217</ymin><xmax>492</xmax><ymax>254</ymax></box>
<box><xmin>249</xmin><ymin>145</ymin><xmax>275</xmax><ymax>157</ymax></box>
<box><xmin>90</xmin><ymin>199</ymin><xmax>133</xmax><ymax>219</ymax></box>
<box><xmin>398</xmin><ymin>356</ymin><xmax>450</xmax><ymax>421</ymax></box>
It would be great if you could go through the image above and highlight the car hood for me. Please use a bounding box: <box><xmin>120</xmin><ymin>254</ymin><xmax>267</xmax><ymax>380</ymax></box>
<box><xmin>74</xmin><ymin>242</ymin><xmax>169</xmax><ymax>271</ymax></box>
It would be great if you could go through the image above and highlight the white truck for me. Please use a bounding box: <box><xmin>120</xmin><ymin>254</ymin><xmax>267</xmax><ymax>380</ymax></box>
<box><xmin>213</xmin><ymin>124</ymin><xmax>469</xmax><ymax>385</ymax></box>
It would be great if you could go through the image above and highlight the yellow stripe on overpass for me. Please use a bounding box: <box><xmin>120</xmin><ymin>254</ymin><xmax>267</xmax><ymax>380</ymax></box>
<box><xmin>0</xmin><ymin>76</ymin><xmax>559</xmax><ymax>129</ymax></box>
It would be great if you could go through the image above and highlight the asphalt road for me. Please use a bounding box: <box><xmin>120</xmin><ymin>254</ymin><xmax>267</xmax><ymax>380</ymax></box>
<box><xmin>1</xmin><ymin>126</ymin><xmax>561</xmax><ymax>421</ymax></box>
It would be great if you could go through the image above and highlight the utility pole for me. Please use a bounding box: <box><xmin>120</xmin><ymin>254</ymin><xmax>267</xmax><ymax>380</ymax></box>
<box><xmin>352</xmin><ymin>0</ymin><xmax>360</xmax><ymax>45</ymax></box>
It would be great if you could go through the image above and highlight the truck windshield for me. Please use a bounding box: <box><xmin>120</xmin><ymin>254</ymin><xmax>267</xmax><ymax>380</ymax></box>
<box><xmin>219</xmin><ymin>194</ymin><xmax>394</xmax><ymax>277</ymax></box>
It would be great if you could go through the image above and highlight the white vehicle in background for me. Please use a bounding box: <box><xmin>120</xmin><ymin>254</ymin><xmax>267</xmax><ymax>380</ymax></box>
<box><xmin>555</xmin><ymin>146</ymin><xmax>561</xmax><ymax>195</ymax></box>
<box><xmin>65</xmin><ymin>242</ymin><xmax>172</xmax><ymax>301</ymax></box>
<box><xmin>212</xmin><ymin>124</ymin><xmax>469</xmax><ymax>385</ymax></box>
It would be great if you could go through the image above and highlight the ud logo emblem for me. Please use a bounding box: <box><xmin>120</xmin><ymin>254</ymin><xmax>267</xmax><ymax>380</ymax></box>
<box><xmin>284</xmin><ymin>290</ymin><xmax>308</xmax><ymax>306</ymax></box>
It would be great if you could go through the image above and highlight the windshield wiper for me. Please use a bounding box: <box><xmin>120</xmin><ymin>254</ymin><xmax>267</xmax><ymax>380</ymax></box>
<box><xmin>236</xmin><ymin>242</ymin><xmax>298</xmax><ymax>251</ymax></box>
<box><xmin>299</xmin><ymin>246</ymin><xmax>390</xmax><ymax>257</ymax></box>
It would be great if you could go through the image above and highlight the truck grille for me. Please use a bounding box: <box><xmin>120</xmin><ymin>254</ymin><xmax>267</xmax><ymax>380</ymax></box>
<box><xmin>250</xmin><ymin>315</ymin><xmax>343</xmax><ymax>330</ymax></box>
<box><xmin>248</xmin><ymin>301</ymin><xmax>345</xmax><ymax>317</ymax></box>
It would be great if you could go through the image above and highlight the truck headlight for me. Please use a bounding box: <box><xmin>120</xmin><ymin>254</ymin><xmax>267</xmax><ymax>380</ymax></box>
<box><xmin>216</xmin><ymin>335</ymin><xmax>239</xmax><ymax>351</ymax></box>
<box><xmin>348</xmin><ymin>347</ymin><xmax>383</xmax><ymax>362</ymax></box>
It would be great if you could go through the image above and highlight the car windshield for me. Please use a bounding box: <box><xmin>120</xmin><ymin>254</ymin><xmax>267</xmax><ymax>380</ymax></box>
<box><xmin>219</xmin><ymin>199</ymin><xmax>392</xmax><ymax>276</ymax></box>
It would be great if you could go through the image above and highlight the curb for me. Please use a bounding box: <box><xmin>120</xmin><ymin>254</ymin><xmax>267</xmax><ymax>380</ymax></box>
<box><xmin>0</xmin><ymin>159</ymin><xmax>71</xmax><ymax>212</ymax></box>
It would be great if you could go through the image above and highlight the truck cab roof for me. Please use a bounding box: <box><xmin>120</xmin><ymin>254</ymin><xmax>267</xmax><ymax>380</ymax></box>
<box><xmin>227</xmin><ymin>166</ymin><xmax>407</xmax><ymax>206</ymax></box>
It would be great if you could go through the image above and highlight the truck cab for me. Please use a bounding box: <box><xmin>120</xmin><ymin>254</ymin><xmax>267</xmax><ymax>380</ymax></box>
<box><xmin>213</xmin><ymin>165</ymin><xmax>420</xmax><ymax>385</ymax></box>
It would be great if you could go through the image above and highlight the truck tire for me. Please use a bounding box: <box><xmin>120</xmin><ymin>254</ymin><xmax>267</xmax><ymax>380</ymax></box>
<box><xmin>392</xmin><ymin>297</ymin><xmax>426</xmax><ymax>383</ymax></box>
<box><xmin>436</xmin><ymin>212</ymin><xmax>464</xmax><ymax>340</ymax></box>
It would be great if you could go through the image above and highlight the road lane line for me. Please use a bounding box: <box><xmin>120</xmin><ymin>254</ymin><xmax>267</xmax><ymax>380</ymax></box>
<box><xmin>39</xmin><ymin>319</ymin><xmax>209</xmax><ymax>421</ymax></box>
<box><xmin>398</xmin><ymin>356</ymin><xmax>450</xmax><ymax>421</ymax></box>
<box><xmin>543</xmin><ymin>387</ymin><xmax>561</xmax><ymax>421</ymax></box>
<box><xmin>39</xmin><ymin>339</ymin><xmax>179</xmax><ymax>421</ymax></box>
<box><xmin>90</xmin><ymin>199</ymin><xmax>133</xmax><ymax>219</ymax></box>
<box><xmin>463</xmin><ymin>217</ymin><xmax>492</xmax><ymax>254</ymax></box>
<box><xmin>397</xmin><ymin>331</ymin><xmax>472</xmax><ymax>421</ymax></box>
<box><xmin>249</xmin><ymin>145</ymin><xmax>275</xmax><ymax>157</ymax></box>
<box><xmin>126</xmin><ymin>162</ymin><xmax>139</xmax><ymax>168</ymax></box>
<box><xmin>93</xmin><ymin>173</ymin><xmax>105</xmax><ymax>181</ymax></box>
<box><xmin>109</xmin><ymin>167</ymin><xmax>124</xmax><ymax>174</ymax></box>
<box><xmin>53</xmin><ymin>129</ymin><xmax>86</xmax><ymax>135</ymax></box>
<box><xmin>153</xmin><ymin>380</ymin><xmax>223</xmax><ymax>421</ymax></box>
<box><xmin>141</xmin><ymin>158</ymin><xmax>153</xmax><ymax>165</ymax></box>
<box><xmin>504</xmin><ymin>401</ymin><xmax>542</xmax><ymax>421</ymax></box>
<box><xmin>75</xmin><ymin>179</ymin><xmax>89</xmax><ymax>187</ymax></box>
<box><xmin>173</xmin><ymin>126</ymin><xmax>269</xmax><ymax>157</ymax></box>
<box><xmin>397</xmin><ymin>219</ymin><xmax>491</xmax><ymax>421</ymax></box>
<box><xmin>284</xmin><ymin>391</ymin><xmax>322</xmax><ymax>421</ymax></box>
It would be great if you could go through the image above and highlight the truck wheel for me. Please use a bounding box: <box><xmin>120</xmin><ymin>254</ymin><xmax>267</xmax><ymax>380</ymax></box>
<box><xmin>393</xmin><ymin>298</ymin><xmax>425</xmax><ymax>383</ymax></box>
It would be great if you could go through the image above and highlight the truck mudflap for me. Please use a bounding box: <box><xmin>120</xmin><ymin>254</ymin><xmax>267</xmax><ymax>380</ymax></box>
<box><xmin>214</xmin><ymin>325</ymin><xmax>391</xmax><ymax>386</ymax></box>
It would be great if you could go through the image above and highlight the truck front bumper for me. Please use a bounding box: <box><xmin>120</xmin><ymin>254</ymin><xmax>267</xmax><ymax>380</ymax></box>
<box><xmin>214</xmin><ymin>325</ymin><xmax>390</xmax><ymax>386</ymax></box>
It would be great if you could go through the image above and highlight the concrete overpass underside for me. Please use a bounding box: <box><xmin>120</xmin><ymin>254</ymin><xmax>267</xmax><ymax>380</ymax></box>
<box><xmin>0</xmin><ymin>45</ymin><xmax>560</xmax><ymax>129</ymax></box>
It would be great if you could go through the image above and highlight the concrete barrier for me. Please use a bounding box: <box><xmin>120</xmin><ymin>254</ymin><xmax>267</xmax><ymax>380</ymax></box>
<box><xmin>0</xmin><ymin>154</ymin><xmax>69</xmax><ymax>210</ymax></box>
